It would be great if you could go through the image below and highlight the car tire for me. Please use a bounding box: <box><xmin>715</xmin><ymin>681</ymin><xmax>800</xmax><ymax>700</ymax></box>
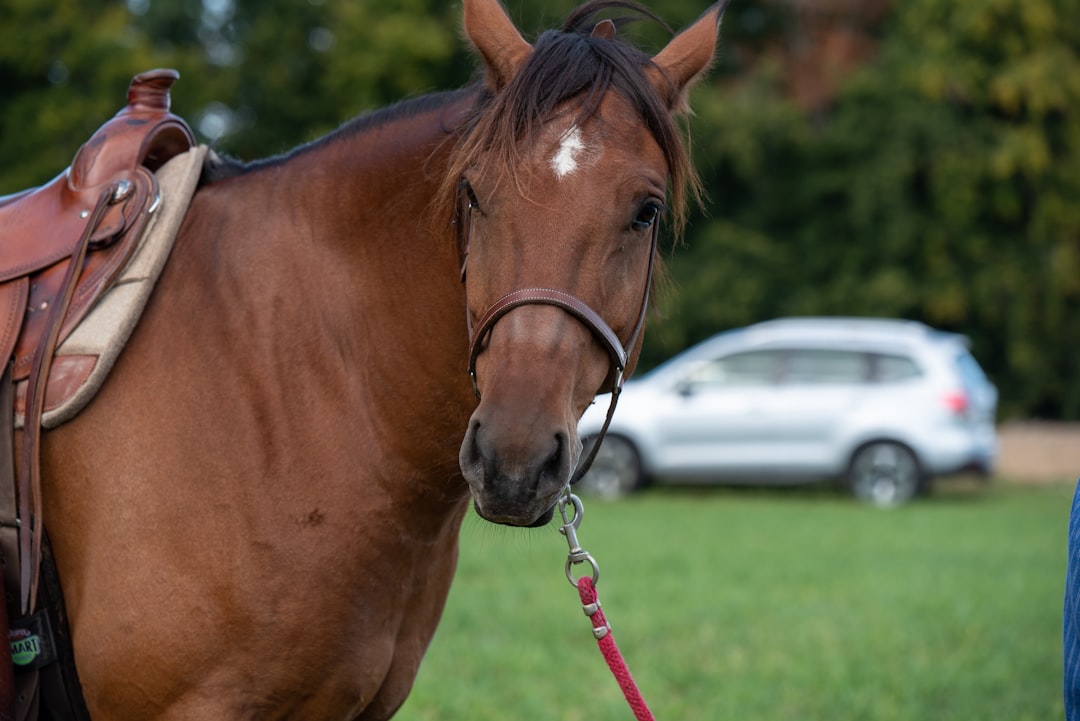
<box><xmin>847</xmin><ymin>441</ymin><xmax>922</xmax><ymax>508</ymax></box>
<box><xmin>576</xmin><ymin>436</ymin><xmax>644</xmax><ymax>499</ymax></box>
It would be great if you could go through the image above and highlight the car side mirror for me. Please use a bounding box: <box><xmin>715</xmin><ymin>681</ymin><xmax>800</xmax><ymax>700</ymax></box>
<box><xmin>675</xmin><ymin>379</ymin><xmax>698</xmax><ymax>397</ymax></box>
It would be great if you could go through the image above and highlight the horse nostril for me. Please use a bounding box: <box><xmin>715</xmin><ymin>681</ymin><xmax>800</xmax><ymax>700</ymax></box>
<box><xmin>541</xmin><ymin>431</ymin><xmax>570</xmax><ymax>487</ymax></box>
<box><xmin>459</xmin><ymin>418</ymin><xmax>485</xmax><ymax>482</ymax></box>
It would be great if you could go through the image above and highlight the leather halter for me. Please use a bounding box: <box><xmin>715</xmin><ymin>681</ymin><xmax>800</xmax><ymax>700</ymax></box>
<box><xmin>457</xmin><ymin>186</ymin><xmax>660</xmax><ymax>485</ymax></box>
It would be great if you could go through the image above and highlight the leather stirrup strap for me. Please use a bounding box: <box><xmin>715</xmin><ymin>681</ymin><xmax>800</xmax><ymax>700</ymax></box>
<box><xmin>19</xmin><ymin>184</ymin><xmax>114</xmax><ymax>615</ymax></box>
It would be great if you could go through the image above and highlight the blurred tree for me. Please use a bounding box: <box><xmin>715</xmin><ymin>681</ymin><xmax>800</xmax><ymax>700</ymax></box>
<box><xmin>0</xmin><ymin>0</ymin><xmax>471</xmax><ymax>189</ymax></box>
<box><xmin>0</xmin><ymin>0</ymin><xmax>194</xmax><ymax>190</ymax></box>
<box><xmin>194</xmin><ymin>0</ymin><xmax>471</xmax><ymax>160</ymax></box>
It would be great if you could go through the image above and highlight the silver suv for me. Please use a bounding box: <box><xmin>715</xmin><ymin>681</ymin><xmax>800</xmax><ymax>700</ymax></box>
<box><xmin>577</xmin><ymin>317</ymin><xmax>998</xmax><ymax>506</ymax></box>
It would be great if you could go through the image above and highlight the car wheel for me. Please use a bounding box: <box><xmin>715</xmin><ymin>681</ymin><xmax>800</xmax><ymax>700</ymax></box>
<box><xmin>576</xmin><ymin>436</ymin><xmax>643</xmax><ymax>499</ymax></box>
<box><xmin>847</xmin><ymin>441</ymin><xmax>921</xmax><ymax>508</ymax></box>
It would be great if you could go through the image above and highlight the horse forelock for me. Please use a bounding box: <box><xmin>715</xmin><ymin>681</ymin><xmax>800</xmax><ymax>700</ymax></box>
<box><xmin>438</xmin><ymin>0</ymin><xmax>701</xmax><ymax>239</ymax></box>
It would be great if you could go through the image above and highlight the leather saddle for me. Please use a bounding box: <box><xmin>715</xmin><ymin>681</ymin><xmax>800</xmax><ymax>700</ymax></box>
<box><xmin>0</xmin><ymin>68</ymin><xmax>195</xmax><ymax>721</ymax></box>
<box><xmin>0</xmin><ymin>68</ymin><xmax>194</xmax><ymax>392</ymax></box>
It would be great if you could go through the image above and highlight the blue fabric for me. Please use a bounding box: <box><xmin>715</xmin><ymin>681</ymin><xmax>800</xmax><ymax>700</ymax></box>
<box><xmin>1065</xmin><ymin>479</ymin><xmax>1080</xmax><ymax>719</ymax></box>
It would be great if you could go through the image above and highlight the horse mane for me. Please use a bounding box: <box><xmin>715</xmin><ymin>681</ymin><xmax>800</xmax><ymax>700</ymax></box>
<box><xmin>199</xmin><ymin>88</ymin><xmax>476</xmax><ymax>184</ymax></box>
<box><xmin>437</xmin><ymin>0</ymin><xmax>703</xmax><ymax>239</ymax></box>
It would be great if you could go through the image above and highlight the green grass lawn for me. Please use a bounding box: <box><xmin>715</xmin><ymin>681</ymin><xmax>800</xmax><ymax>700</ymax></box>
<box><xmin>397</xmin><ymin>480</ymin><xmax>1072</xmax><ymax>720</ymax></box>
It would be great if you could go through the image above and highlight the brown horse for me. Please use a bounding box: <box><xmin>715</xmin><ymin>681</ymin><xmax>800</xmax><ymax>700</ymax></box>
<box><xmin>40</xmin><ymin>0</ymin><xmax>724</xmax><ymax>717</ymax></box>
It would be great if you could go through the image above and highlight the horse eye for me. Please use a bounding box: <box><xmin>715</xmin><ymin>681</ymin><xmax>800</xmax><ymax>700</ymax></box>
<box><xmin>462</xmin><ymin>182</ymin><xmax>481</xmax><ymax>212</ymax></box>
<box><xmin>631</xmin><ymin>202</ymin><xmax>664</xmax><ymax>232</ymax></box>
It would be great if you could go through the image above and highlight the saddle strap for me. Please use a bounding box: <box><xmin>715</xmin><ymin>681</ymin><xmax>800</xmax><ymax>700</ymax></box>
<box><xmin>18</xmin><ymin>185</ymin><xmax>114</xmax><ymax>616</ymax></box>
<box><xmin>0</xmin><ymin>363</ymin><xmax>16</xmax><ymax>721</ymax></box>
<box><xmin>36</xmin><ymin>535</ymin><xmax>91</xmax><ymax>721</ymax></box>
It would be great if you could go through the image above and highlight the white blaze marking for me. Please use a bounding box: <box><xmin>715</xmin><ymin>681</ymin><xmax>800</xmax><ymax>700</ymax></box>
<box><xmin>551</xmin><ymin>126</ymin><xmax>585</xmax><ymax>179</ymax></box>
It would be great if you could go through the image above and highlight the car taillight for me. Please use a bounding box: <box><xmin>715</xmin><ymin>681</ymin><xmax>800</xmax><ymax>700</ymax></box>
<box><xmin>942</xmin><ymin>390</ymin><xmax>970</xmax><ymax>417</ymax></box>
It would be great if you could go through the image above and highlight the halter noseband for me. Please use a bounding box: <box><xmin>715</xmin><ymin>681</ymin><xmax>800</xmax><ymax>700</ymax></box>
<box><xmin>466</xmin><ymin>287</ymin><xmax>629</xmax><ymax>398</ymax></box>
<box><xmin>458</xmin><ymin>186</ymin><xmax>660</xmax><ymax>485</ymax></box>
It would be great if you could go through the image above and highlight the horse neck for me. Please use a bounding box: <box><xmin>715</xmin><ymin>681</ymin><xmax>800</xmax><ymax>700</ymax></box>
<box><xmin>198</xmin><ymin>90</ymin><xmax>479</xmax><ymax>504</ymax></box>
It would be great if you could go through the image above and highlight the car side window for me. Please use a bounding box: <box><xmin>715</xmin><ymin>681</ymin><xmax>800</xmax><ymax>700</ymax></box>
<box><xmin>783</xmin><ymin>349</ymin><xmax>869</xmax><ymax>385</ymax></box>
<box><xmin>689</xmin><ymin>350</ymin><xmax>783</xmax><ymax>388</ymax></box>
<box><xmin>872</xmin><ymin>353</ymin><xmax>923</xmax><ymax>383</ymax></box>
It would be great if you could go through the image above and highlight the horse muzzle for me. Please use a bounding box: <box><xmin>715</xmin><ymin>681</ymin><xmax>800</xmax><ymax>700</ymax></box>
<box><xmin>458</xmin><ymin>411</ymin><xmax>577</xmax><ymax>527</ymax></box>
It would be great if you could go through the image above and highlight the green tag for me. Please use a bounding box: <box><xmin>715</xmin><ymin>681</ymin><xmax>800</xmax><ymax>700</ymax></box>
<box><xmin>8</xmin><ymin>610</ymin><xmax>56</xmax><ymax>671</ymax></box>
<box><xmin>9</xmin><ymin>630</ymin><xmax>40</xmax><ymax>667</ymax></box>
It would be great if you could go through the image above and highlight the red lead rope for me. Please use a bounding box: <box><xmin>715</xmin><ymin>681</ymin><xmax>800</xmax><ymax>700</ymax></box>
<box><xmin>576</xmin><ymin>576</ymin><xmax>656</xmax><ymax>721</ymax></box>
<box><xmin>558</xmin><ymin>490</ymin><xmax>656</xmax><ymax>721</ymax></box>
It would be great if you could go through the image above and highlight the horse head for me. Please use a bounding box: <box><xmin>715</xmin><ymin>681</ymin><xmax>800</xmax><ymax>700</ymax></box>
<box><xmin>453</xmin><ymin>0</ymin><xmax>726</xmax><ymax>526</ymax></box>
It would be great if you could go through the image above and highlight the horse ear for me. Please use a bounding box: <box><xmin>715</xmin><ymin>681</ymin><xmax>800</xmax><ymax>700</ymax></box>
<box><xmin>592</xmin><ymin>19</ymin><xmax>616</xmax><ymax>40</ymax></box>
<box><xmin>649</xmin><ymin>0</ymin><xmax>729</xmax><ymax>110</ymax></box>
<box><xmin>464</xmin><ymin>0</ymin><xmax>533</xmax><ymax>91</ymax></box>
